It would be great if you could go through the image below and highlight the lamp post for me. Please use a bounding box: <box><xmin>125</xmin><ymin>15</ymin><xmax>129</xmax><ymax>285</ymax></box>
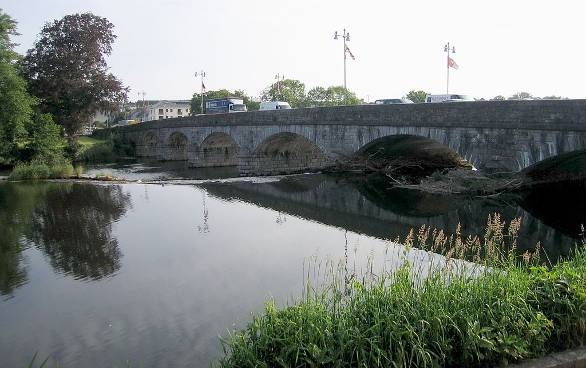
<box><xmin>195</xmin><ymin>70</ymin><xmax>206</xmax><ymax>113</ymax></box>
<box><xmin>138</xmin><ymin>91</ymin><xmax>146</xmax><ymax>121</ymax></box>
<box><xmin>444</xmin><ymin>42</ymin><xmax>455</xmax><ymax>95</ymax></box>
<box><xmin>333</xmin><ymin>29</ymin><xmax>350</xmax><ymax>90</ymax></box>
<box><xmin>274</xmin><ymin>73</ymin><xmax>284</xmax><ymax>100</ymax></box>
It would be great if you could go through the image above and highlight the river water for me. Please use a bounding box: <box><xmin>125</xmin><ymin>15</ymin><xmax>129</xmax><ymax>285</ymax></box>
<box><xmin>0</xmin><ymin>161</ymin><xmax>584</xmax><ymax>367</ymax></box>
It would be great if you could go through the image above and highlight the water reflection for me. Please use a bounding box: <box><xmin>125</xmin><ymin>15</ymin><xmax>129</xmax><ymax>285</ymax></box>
<box><xmin>0</xmin><ymin>183</ymin><xmax>50</xmax><ymax>296</ymax></box>
<box><xmin>28</xmin><ymin>183</ymin><xmax>131</xmax><ymax>280</ymax></box>
<box><xmin>201</xmin><ymin>174</ymin><xmax>583</xmax><ymax>260</ymax></box>
<box><xmin>0</xmin><ymin>183</ymin><xmax>131</xmax><ymax>297</ymax></box>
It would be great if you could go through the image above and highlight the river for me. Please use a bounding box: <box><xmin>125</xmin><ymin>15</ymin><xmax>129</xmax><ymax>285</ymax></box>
<box><xmin>0</xmin><ymin>161</ymin><xmax>584</xmax><ymax>367</ymax></box>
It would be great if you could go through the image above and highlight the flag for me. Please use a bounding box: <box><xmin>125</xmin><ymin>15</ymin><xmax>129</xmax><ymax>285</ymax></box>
<box><xmin>448</xmin><ymin>57</ymin><xmax>459</xmax><ymax>69</ymax></box>
<box><xmin>345</xmin><ymin>44</ymin><xmax>355</xmax><ymax>60</ymax></box>
<box><xmin>202</xmin><ymin>82</ymin><xmax>206</xmax><ymax>91</ymax></box>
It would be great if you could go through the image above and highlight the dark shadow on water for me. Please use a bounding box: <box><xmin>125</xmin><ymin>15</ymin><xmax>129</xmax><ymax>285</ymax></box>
<box><xmin>202</xmin><ymin>173</ymin><xmax>583</xmax><ymax>261</ymax></box>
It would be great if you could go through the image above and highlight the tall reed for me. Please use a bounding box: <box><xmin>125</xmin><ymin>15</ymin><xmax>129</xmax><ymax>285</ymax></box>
<box><xmin>219</xmin><ymin>216</ymin><xmax>586</xmax><ymax>368</ymax></box>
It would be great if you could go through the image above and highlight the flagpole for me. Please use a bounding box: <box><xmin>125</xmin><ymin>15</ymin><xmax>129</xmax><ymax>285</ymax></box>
<box><xmin>446</xmin><ymin>43</ymin><xmax>449</xmax><ymax>95</ymax></box>
<box><xmin>195</xmin><ymin>70</ymin><xmax>206</xmax><ymax>114</ymax></box>
<box><xmin>444</xmin><ymin>43</ymin><xmax>455</xmax><ymax>95</ymax></box>
<box><xmin>343</xmin><ymin>29</ymin><xmax>347</xmax><ymax>91</ymax></box>
<box><xmin>334</xmin><ymin>29</ymin><xmax>351</xmax><ymax>102</ymax></box>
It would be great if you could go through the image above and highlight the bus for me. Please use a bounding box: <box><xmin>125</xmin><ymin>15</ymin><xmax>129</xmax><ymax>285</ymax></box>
<box><xmin>205</xmin><ymin>97</ymin><xmax>247</xmax><ymax>114</ymax></box>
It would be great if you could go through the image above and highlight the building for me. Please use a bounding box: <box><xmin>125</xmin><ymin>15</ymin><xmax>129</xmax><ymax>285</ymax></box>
<box><xmin>145</xmin><ymin>101</ymin><xmax>191</xmax><ymax>121</ymax></box>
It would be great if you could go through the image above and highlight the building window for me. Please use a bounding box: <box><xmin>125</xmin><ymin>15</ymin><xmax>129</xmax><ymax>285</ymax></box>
<box><xmin>177</xmin><ymin>109</ymin><xmax>182</xmax><ymax>115</ymax></box>
<box><xmin>158</xmin><ymin>109</ymin><xmax>164</xmax><ymax>114</ymax></box>
<box><xmin>170</xmin><ymin>108</ymin><xmax>173</xmax><ymax>112</ymax></box>
<box><xmin>165</xmin><ymin>108</ymin><xmax>168</xmax><ymax>112</ymax></box>
<box><xmin>158</xmin><ymin>116</ymin><xmax>163</xmax><ymax>120</ymax></box>
<box><xmin>186</xmin><ymin>109</ymin><xmax>189</xmax><ymax>113</ymax></box>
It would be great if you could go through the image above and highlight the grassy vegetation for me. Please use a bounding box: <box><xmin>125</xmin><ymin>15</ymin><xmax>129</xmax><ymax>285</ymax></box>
<box><xmin>219</xmin><ymin>216</ymin><xmax>586</xmax><ymax>368</ymax></box>
<box><xmin>76</xmin><ymin>134</ymin><xmax>135</xmax><ymax>163</ymax></box>
<box><xmin>8</xmin><ymin>159</ymin><xmax>81</xmax><ymax>180</ymax></box>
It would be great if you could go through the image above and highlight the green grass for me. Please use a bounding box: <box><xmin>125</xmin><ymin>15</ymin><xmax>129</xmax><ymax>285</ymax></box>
<box><xmin>219</xmin><ymin>217</ymin><xmax>586</xmax><ymax>368</ymax></box>
<box><xmin>8</xmin><ymin>160</ymin><xmax>76</xmax><ymax>180</ymax></box>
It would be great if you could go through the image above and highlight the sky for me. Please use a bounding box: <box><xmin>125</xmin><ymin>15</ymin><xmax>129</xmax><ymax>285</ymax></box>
<box><xmin>3</xmin><ymin>0</ymin><xmax>586</xmax><ymax>102</ymax></box>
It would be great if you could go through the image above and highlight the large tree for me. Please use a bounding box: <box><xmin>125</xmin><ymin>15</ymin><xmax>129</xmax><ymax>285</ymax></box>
<box><xmin>306</xmin><ymin>86</ymin><xmax>363</xmax><ymax>107</ymax></box>
<box><xmin>22</xmin><ymin>13</ymin><xmax>127</xmax><ymax>136</ymax></box>
<box><xmin>260</xmin><ymin>79</ymin><xmax>306</xmax><ymax>108</ymax></box>
<box><xmin>0</xmin><ymin>9</ymin><xmax>63</xmax><ymax>165</ymax></box>
<box><xmin>405</xmin><ymin>90</ymin><xmax>428</xmax><ymax>103</ymax></box>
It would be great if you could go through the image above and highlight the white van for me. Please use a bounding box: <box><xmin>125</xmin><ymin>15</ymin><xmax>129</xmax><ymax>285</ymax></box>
<box><xmin>425</xmin><ymin>94</ymin><xmax>474</xmax><ymax>103</ymax></box>
<box><xmin>259</xmin><ymin>101</ymin><xmax>292</xmax><ymax>110</ymax></box>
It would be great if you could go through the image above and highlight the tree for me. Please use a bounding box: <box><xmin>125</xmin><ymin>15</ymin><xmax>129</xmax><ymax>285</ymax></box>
<box><xmin>406</xmin><ymin>90</ymin><xmax>428</xmax><ymax>103</ymax></box>
<box><xmin>491</xmin><ymin>95</ymin><xmax>506</xmax><ymax>101</ymax></box>
<box><xmin>260</xmin><ymin>79</ymin><xmax>306</xmax><ymax>108</ymax></box>
<box><xmin>22</xmin><ymin>13</ymin><xmax>127</xmax><ymax>137</ymax></box>
<box><xmin>305</xmin><ymin>86</ymin><xmax>363</xmax><ymax>107</ymax></box>
<box><xmin>0</xmin><ymin>10</ymin><xmax>64</xmax><ymax>165</ymax></box>
<box><xmin>508</xmin><ymin>92</ymin><xmax>535</xmax><ymax>100</ymax></box>
<box><xmin>0</xmin><ymin>10</ymin><xmax>32</xmax><ymax>164</ymax></box>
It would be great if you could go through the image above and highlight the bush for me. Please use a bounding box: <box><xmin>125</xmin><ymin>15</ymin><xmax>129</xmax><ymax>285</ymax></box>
<box><xmin>8</xmin><ymin>159</ymin><xmax>76</xmax><ymax>180</ymax></box>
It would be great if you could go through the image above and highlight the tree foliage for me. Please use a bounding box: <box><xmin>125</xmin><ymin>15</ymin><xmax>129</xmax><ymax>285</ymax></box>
<box><xmin>260</xmin><ymin>79</ymin><xmax>307</xmax><ymax>108</ymax></box>
<box><xmin>508</xmin><ymin>92</ymin><xmax>535</xmax><ymax>100</ymax></box>
<box><xmin>491</xmin><ymin>95</ymin><xmax>506</xmax><ymax>101</ymax></box>
<box><xmin>306</xmin><ymin>86</ymin><xmax>363</xmax><ymax>107</ymax></box>
<box><xmin>0</xmin><ymin>9</ymin><xmax>64</xmax><ymax>165</ymax></box>
<box><xmin>405</xmin><ymin>90</ymin><xmax>428</xmax><ymax>103</ymax></box>
<box><xmin>22</xmin><ymin>13</ymin><xmax>127</xmax><ymax>136</ymax></box>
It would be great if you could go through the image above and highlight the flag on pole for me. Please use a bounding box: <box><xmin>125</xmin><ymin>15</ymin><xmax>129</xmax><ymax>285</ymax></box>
<box><xmin>202</xmin><ymin>82</ymin><xmax>206</xmax><ymax>91</ymax></box>
<box><xmin>448</xmin><ymin>57</ymin><xmax>459</xmax><ymax>69</ymax></box>
<box><xmin>345</xmin><ymin>44</ymin><xmax>355</xmax><ymax>60</ymax></box>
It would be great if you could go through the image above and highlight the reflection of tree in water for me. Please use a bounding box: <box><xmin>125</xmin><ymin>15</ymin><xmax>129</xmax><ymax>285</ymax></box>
<box><xmin>0</xmin><ymin>184</ymin><xmax>56</xmax><ymax>296</ymax></box>
<box><xmin>28</xmin><ymin>183</ymin><xmax>131</xmax><ymax>280</ymax></box>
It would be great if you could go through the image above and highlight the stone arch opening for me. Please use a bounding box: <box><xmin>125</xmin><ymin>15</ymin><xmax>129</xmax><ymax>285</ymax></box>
<box><xmin>200</xmin><ymin>132</ymin><xmax>239</xmax><ymax>167</ymax></box>
<box><xmin>355</xmin><ymin>134</ymin><xmax>471</xmax><ymax>174</ymax></box>
<box><xmin>140</xmin><ymin>132</ymin><xmax>158</xmax><ymax>157</ymax></box>
<box><xmin>251</xmin><ymin>132</ymin><xmax>328</xmax><ymax>174</ymax></box>
<box><xmin>166</xmin><ymin>132</ymin><xmax>188</xmax><ymax>161</ymax></box>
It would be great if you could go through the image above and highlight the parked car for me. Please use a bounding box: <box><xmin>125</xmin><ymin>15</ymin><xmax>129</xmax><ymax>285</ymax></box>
<box><xmin>259</xmin><ymin>101</ymin><xmax>292</xmax><ymax>110</ymax></box>
<box><xmin>425</xmin><ymin>94</ymin><xmax>474</xmax><ymax>103</ymax></box>
<box><xmin>374</xmin><ymin>98</ymin><xmax>414</xmax><ymax>104</ymax></box>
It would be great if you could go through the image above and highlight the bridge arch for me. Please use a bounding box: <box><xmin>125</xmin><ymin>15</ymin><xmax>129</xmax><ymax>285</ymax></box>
<box><xmin>355</xmin><ymin>134</ymin><xmax>471</xmax><ymax>170</ymax></box>
<box><xmin>139</xmin><ymin>131</ymin><xmax>159</xmax><ymax>158</ymax></box>
<box><xmin>246</xmin><ymin>132</ymin><xmax>330</xmax><ymax>175</ymax></box>
<box><xmin>166</xmin><ymin>131</ymin><xmax>189</xmax><ymax>161</ymax></box>
<box><xmin>200</xmin><ymin>132</ymin><xmax>239</xmax><ymax>167</ymax></box>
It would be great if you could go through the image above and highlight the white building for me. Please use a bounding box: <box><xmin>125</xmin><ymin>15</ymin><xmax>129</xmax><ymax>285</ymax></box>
<box><xmin>145</xmin><ymin>101</ymin><xmax>191</xmax><ymax>121</ymax></box>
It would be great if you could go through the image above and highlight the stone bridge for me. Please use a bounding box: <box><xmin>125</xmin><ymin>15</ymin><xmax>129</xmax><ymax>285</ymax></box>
<box><xmin>107</xmin><ymin>100</ymin><xmax>586</xmax><ymax>175</ymax></box>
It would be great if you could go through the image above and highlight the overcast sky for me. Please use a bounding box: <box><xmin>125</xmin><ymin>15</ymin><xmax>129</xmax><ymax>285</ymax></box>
<box><xmin>4</xmin><ymin>0</ymin><xmax>586</xmax><ymax>102</ymax></box>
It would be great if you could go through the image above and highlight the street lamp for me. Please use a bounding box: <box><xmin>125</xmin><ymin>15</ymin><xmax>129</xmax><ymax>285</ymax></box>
<box><xmin>195</xmin><ymin>70</ymin><xmax>206</xmax><ymax>113</ymax></box>
<box><xmin>444</xmin><ymin>42</ymin><xmax>456</xmax><ymax>95</ymax></box>
<box><xmin>138</xmin><ymin>91</ymin><xmax>146</xmax><ymax>122</ymax></box>
<box><xmin>333</xmin><ymin>29</ymin><xmax>351</xmax><ymax>91</ymax></box>
<box><xmin>274</xmin><ymin>73</ymin><xmax>284</xmax><ymax>99</ymax></box>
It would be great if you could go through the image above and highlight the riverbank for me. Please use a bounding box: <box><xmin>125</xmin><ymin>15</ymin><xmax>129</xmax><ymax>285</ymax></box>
<box><xmin>220</xmin><ymin>220</ymin><xmax>586</xmax><ymax>367</ymax></box>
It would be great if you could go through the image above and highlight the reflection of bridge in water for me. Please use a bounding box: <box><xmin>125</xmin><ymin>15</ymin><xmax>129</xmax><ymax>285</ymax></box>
<box><xmin>201</xmin><ymin>174</ymin><xmax>580</xmax><ymax>260</ymax></box>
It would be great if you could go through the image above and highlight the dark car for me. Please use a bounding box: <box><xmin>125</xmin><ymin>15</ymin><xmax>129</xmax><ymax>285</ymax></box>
<box><xmin>374</xmin><ymin>98</ymin><xmax>414</xmax><ymax>104</ymax></box>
